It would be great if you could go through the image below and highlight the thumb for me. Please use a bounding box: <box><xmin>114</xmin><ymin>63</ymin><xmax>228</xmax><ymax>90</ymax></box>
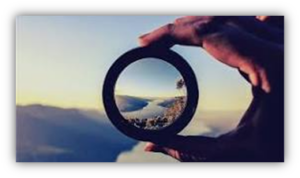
<box><xmin>144</xmin><ymin>135</ymin><xmax>216</xmax><ymax>162</ymax></box>
<box><xmin>144</xmin><ymin>142</ymin><xmax>181</xmax><ymax>160</ymax></box>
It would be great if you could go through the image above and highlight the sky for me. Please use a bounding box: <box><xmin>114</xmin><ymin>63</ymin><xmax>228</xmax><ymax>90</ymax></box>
<box><xmin>115</xmin><ymin>58</ymin><xmax>185</xmax><ymax>98</ymax></box>
<box><xmin>16</xmin><ymin>15</ymin><xmax>252</xmax><ymax>111</ymax></box>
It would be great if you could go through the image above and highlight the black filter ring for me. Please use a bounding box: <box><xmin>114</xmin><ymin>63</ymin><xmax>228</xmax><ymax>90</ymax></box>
<box><xmin>102</xmin><ymin>47</ymin><xmax>199</xmax><ymax>141</ymax></box>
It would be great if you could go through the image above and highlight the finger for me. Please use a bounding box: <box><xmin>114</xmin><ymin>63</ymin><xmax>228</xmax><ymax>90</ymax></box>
<box><xmin>174</xmin><ymin>16</ymin><xmax>203</xmax><ymax>25</ymax></box>
<box><xmin>259</xmin><ymin>69</ymin><xmax>271</xmax><ymax>93</ymax></box>
<box><xmin>144</xmin><ymin>142</ymin><xmax>159</xmax><ymax>152</ymax></box>
<box><xmin>139</xmin><ymin>23</ymin><xmax>175</xmax><ymax>48</ymax></box>
<box><xmin>248</xmin><ymin>71</ymin><xmax>259</xmax><ymax>87</ymax></box>
<box><xmin>256</xmin><ymin>16</ymin><xmax>269</xmax><ymax>22</ymax></box>
<box><xmin>239</xmin><ymin>63</ymin><xmax>272</xmax><ymax>93</ymax></box>
<box><xmin>144</xmin><ymin>142</ymin><xmax>181</xmax><ymax>160</ymax></box>
<box><xmin>144</xmin><ymin>137</ymin><xmax>214</xmax><ymax>162</ymax></box>
<box><xmin>154</xmin><ymin>135</ymin><xmax>216</xmax><ymax>152</ymax></box>
<box><xmin>239</xmin><ymin>63</ymin><xmax>260</xmax><ymax>87</ymax></box>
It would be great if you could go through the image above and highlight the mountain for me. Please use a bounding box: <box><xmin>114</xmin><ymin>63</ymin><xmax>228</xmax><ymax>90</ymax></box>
<box><xmin>16</xmin><ymin>104</ymin><xmax>137</xmax><ymax>162</ymax></box>
<box><xmin>115</xmin><ymin>95</ymin><xmax>150</xmax><ymax>112</ymax></box>
<box><xmin>157</xmin><ymin>98</ymin><xmax>177</xmax><ymax>108</ymax></box>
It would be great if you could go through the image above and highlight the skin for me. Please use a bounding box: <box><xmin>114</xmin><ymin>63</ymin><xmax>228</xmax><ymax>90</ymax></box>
<box><xmin>139</xmin><ymin>16</ymin><xmax>284</xmax><ymax>162</ymax></box>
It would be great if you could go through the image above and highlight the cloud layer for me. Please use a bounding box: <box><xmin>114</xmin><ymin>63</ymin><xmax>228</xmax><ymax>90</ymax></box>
<box><xmin>117</xmin><ymin>110</ymin><xmax>244</xmax><ymax>162</ymax></box>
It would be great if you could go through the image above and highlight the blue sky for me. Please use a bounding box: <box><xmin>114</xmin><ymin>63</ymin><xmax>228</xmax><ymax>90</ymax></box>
<box><xmin>115</xmin><ymin>58</ymin><xmax>185</xmax><ymax>97</ymax></box>
<box><xmin>16</xmin><ymin>15</ymin><xmax>251</xmax><ymax>111</ymax></box>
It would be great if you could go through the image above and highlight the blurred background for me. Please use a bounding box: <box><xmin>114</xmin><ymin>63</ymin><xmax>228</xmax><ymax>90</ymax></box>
<box><xmin>16</xmin><ymin>16</ymin><xmax>252</xmax><ymax>162</ymax></box>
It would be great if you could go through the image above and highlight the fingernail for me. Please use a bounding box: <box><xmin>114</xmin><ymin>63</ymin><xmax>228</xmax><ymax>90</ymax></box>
<box><xmin>144</xmin><ymin>142</ymin><xmax>154</xmax><ymax>152</ymax></box>
<box><xmin>138</xmin><ymin>33</ymin><xmax>150</xmax><ymax>46</ymax></box>
<box><xmin>144</xmin><ymin>146</ymin><xmax>152</xmax><ymax>152</ymax></box>
<box><xmin>138</xmin><ymin>38</ymin><xmax>148</xmax><ymax>47</ymax></box>
<box><xmin>263</xmin><ymin>85</ymin><xmax>271</xmax><ymax>93</ymax></box>
<box><xmin>139</xmin><ymin>33</ymin><xmax>149</xmax><ymax>39</ymax></box>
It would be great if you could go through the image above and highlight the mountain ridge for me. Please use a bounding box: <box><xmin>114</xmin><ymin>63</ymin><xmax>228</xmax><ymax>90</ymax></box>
<box><xmin>16</xmin><ymin>104</ymin><xmax>137</xmax><ymax>162</ymax></box>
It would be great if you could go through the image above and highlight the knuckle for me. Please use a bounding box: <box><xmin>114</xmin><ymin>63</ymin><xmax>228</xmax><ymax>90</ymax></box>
<box><xmin>164</xmin><ymin>23</ymin><xmax>174</xmax><ymax>32</ymax></box>
<box><xmin>160</xmin><ymin>23</ymin><xmax>175</xmax><ymax>39</ymax></box>
<box><xmin>174</xmin><ymin>18</ymin><xmax>184</xmax><ymax>24</ymax></box>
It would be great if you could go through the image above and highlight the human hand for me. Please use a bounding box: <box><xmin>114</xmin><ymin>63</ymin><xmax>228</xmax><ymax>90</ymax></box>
<box><xmin>139</xmin><ymin>16</ymin><xmax>284</xmax><ymax>162</ymax></box>
<box><xmin>139</xmin><ymin>16</ymin><xmax>283</xmax><ymax>93</ymax></box>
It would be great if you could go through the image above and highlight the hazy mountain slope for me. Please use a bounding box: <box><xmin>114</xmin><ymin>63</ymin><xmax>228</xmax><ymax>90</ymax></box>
<box><xmin>16</xmin><ymin>104</ymin><xmax>137</xmax><ymax>162</ymax></box>
<box><xmin>115</xmin><ymin>95</ymin><xmax>150</xmax><ymax>112</ymax></box>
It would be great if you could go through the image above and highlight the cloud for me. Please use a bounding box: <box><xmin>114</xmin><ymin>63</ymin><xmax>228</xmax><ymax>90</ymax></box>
<box><xmin>34</xmin><ymin>145</ymin><xmax>72</xmax><ymax>155</ymax></box>
<box><xmin>17</xmin><ymin>104</ymin><xmax>243</xmax><ymax>162</ymax></box>
<box><xmin>117</xmin><ymin>110</ymin><xmax>243</xmax><ymax>162</ymax></box>
<box><xmin>180</xmin><ymin>110</ymin><xmax>244</xmax><ymax>136</ymax></box>
<box><xmin>117</xmin><ymin>117</ymin><xmax>215</xmax><ymax>163</ymax></box>
<box><xmin>179</xmin><ymin>119</ymin><xmax>213</xmax><ymax>136</ymax></box>
<box><xmin>117</xmin><ymin>142</ymin><xmax>178</xmax><ymax>163</ymax></box>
